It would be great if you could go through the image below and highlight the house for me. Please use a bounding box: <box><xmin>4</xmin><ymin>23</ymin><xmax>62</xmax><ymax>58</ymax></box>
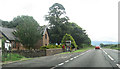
<box><xmin>0</xmin><ymin>26</ymin><xmax>49</xmax><ymax>50</ymax></box>
<box><xmin>34</xmin><ymin>25</ymin><xmax>49</xmax><ymax>48</ymax></box>
<box><xmin>0</xmin><ymin>32</ymin><xmax>2</xmax><ymax>49</ymax></box>
<box><xmin>0</xmin><ymin>26</ymin><xmax>24</xmax><ymax>50</ymax></box>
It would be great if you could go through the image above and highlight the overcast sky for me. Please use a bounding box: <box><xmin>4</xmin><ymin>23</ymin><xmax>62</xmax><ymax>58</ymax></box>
<box><xmin>0</xmin><ymin>0</ymin><xmax>119</xmax><ymax>42</ymax></box>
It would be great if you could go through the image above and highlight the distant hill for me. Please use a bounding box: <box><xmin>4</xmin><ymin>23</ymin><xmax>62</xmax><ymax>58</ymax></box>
<box><xmin>91</xmin><ymin>41</ymin><xmax>118</xmax><ymax>46</ymax></box>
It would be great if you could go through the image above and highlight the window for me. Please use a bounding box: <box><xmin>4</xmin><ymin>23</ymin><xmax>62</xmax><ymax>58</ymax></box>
<box><xmin>12</xmin><ymin>42</ymin><xmax>16</xmax><ymax>48</ymax></box>
<box><xmin>45</xmin><ymin>34</ymin><xmax>47</xmax><ymax>39</ymax></box>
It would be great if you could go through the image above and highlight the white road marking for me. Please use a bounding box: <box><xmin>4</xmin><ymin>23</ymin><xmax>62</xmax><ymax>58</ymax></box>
<box><xmin>51</xmin><ymin>49</ymin><xmax>92</xmax><ymax>69</ymax></box>
<box><xmin>65</xmin><ymin>60</ymin><xmax>69</xmax><ymax>63</ymax></box>
<box><xmin>58</xmin><ymin>63</ymin><xmax>64</xmax><ymax>66</ymax></box>
<box><xmin>108</xmin><ymin>55</ymin><xmax>114</xmax><ymax>61</ymax></box>
<box><xmin>50</xmin><ymin>66</ymin><xmax>56</xmax><ymax>69</ymax></box>
<box><xmin>74</xmin><ymin>56</ymin><xmax>77</xmax><ymax>59</ymax></box>
<box><xmin>76</xmin><ymin>56</ymin><xmax>79</xmax><ymax>58</ymax></box>
<box><xmin>102</xmin><ymin>50</ymin><xmax>108</xmax><ymax>55</ymax></box>
<box><xmin>104</xmin><ymin>51</ymin><xmax>108</xmax><ymax>55</ymax></box>
<box><xmin>116</xmin><ymin>64</ymin><xmax>120</xmax><ymax>68</ymax></box>
<box><xmin>70</xmin><ymin>58</ymin><xmax>73</xmax><ymax>60</ymax></box>
<box><xmin>80</xmin><ymin>53</ymin><xmax>85</xmax><ymax>56</ymax></box>
<box><xmin>102</xmin><ymin>50</ymin><xmax>115</xmax><ymax>62</ymax></box>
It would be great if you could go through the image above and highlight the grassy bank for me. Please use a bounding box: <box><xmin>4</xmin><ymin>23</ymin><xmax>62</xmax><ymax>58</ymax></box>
<box><xmin>60</xmin><ymin>46</ymin><xmax>94</xmax><ymax>54</ymax></box>
<box><xmin>2</xmin><ymin>53</ymin><xmax>27</xmax><ymax>62</ymax></box>
<box><xmin>102</xmin><ymin>44</ymin><xmax>120</xmax><ymax>50</ymax></box>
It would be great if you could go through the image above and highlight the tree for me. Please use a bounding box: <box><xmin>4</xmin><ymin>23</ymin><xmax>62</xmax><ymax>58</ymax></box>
<box><xmin>0</xmin><ymin>17</ymin><xmax>21</xmax><ymax>28</ymax></box>
<box><xmin>100</xmin><ymin>43</ymin><xmax>104</xmax><ymax>47</ymax></box>
<box><xmin>45</xmin><ymin>3</ymin><xmax>91</xmax><ymax>47</ymax></box>
<box><xmin>45</xmin><ymin>3</ymin><xmax>69</xmax><ymax>44</ymax></box>
<box><xmin>62</xmin><ymin>22</ymin><xmax>91</xmax><ymax>48</ymax></box>
<box><xmin>14</xmin><ymin>15</ymin><xmax>40</xmax><ymax>49</ymax></box>
<box><xmin>61</xmin><ymin>33</ymin><xmax>78</xmax><ymax>48</ymax></box>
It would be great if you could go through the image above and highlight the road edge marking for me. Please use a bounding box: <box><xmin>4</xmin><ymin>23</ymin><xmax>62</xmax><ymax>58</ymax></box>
<box><xmin>116</xmin><ymin>64</ymin><xmax>120</xmax><ymax>68</ymax></box>
<box><xmin>108</xmin><ymin>55</ymin><xmax>114</xmax><ymax>61</ymax></box>
<box><xmin>65</xmin><ymin>60</ymin><xmax>69</xmax><ymax>63</ymax></box>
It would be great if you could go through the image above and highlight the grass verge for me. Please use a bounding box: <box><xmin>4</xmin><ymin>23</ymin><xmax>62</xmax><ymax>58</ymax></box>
<box><xmin>2</xmin><ymin>53</ymin><xmax>33</xmax><ymax>64</ymax></box>
<box><xmin>60</xmin><ymin>47</ymin><xmax>94</xmax><ymax>54</ymax></box>
<box><xmin>102</xmin><ymin>44</ymin><xmax>120</xmax><ymax>50</ymax></box>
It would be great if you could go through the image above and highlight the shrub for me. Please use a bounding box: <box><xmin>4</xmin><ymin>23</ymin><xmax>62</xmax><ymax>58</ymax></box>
<box><xmin>61</xmin><ymin>33</ymin><xmax>78</xmax><ymax>48</ymax></box>
<box><xmin>40</xmin><ymin>44</ymin><xmax>62</xmax><ymax>49</ymax></box>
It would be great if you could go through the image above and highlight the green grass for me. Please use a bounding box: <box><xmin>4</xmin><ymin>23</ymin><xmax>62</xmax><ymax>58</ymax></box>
<box><xmin>103</xmin><ymin>44</ymin><xmax>120</xmax><ymax>50</ymax></box>
<box><xmin>60</xmin><ymin>47</ymin><xmax>94</xmax><ymax>54</ymax></box>
<box><xmin>2</xmin><ymin>53</ymin><xmax>26</xmax><ymax>62</ymax></box>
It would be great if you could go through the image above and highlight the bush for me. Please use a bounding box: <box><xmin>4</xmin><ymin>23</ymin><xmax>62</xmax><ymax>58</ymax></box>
<box><xmin>61</xmin><ymin>33</ymin><xmax>78</xmax><ymax>48</ymax></box>
<box><xmin>40</xmin><ymin>44</ymin><xmax>62</xmax><ymax>49</ymax></box>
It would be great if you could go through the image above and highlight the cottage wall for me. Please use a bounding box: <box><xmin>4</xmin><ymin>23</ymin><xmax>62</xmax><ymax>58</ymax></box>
<box><xmin>42</xmin><ymin>31</ymin><xmax>49</xmax><ymax>46</ymax></box>
<box><xmin>11</xmin><ymin>41</ymin><xmax>25</xmax><ymax>50</ymax></box>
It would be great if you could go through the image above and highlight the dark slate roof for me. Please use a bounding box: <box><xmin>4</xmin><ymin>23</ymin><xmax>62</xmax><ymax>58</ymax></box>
<box><xmin>0</xmin><ymin>25</ymin><xmax>48</xmax><ymax>40</ymax></box>
<box><xmin>0</xmin><ymin>26</ymin><xmax>16</xmax><ymax>40</ymax></box>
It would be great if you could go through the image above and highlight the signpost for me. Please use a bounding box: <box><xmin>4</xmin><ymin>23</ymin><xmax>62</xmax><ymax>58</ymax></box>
<box><xmin>65</xmin><ymin>40</ymin><xmax>71</xmax><ymax>52</ymax></box>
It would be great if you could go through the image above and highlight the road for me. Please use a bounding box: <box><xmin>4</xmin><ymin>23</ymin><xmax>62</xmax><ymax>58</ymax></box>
<box><xmin>2</xmin><ymin>49</ymin><xmax>120</xmax><ymax>69</ymax></box>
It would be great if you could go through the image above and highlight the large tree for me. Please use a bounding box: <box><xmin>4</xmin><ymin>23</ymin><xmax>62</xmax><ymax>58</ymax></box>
<box><xmin>45</xmin><ymin>3</ymin><xmax>69</xmax><ymax>44</ymax></box>
<box><xmin>62</xmin><ymin>22</ymin><xmax>91</xmax><ymax>48</ymax></box>
<box><xmin>45</xmin><ymin>3</ymin><xmax>91</xmax><ymax>47</ymax></box>
<box><xmin>14</xmin><ymin>15</ymin><xmax>40</xmax><ymax>49</ymax></box>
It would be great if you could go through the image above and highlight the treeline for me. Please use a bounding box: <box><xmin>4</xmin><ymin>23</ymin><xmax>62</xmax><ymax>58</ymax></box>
<box><xmin>0</xmin><ymin>3</ymin><xmax>91</xmax><ymax>49</ymax></box>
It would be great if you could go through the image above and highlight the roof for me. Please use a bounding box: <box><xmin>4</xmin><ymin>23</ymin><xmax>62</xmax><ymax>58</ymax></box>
<box><xmin>0</xmin><ymin>32</ymin><xmax>2</xmax><ymax>38</ymax></box>
<box><xmin>0</xmin><ymin>25</ymin><xmax>48</xmax><ymax>40</ymax></box>
<box><xmin>0</xmin><ymin>26</ymin><xmax>16</xmax><ymax>40</ymax></box>
<box><xmin>38</xmin><ymin>25</ymin><xmax>48</xmax><ymax>36</ymax></box>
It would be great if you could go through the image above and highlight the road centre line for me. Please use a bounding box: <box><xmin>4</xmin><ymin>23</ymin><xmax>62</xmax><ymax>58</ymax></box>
<box><xmin>76</xmin><ymin>56</ymin><xmax>79</xmax><ymax>58</ymax></box>
<box><xmin>74</xmin><ymin>56</ymin><xmax>77</xmax><ymax>59</ymax></box>
<box><xmin>50</xmin><ymin>66</ymin><xmax>56</xmax><ymax>69</ymax></box>
<box><xmin>116</xmin><ymin>64</ymin><xmax>120</xmax><ymax>68</ymax></box>
<box><xmin>51</xmin><ymin>50</ymin><xmax>90</xmax><ymax>69</ymax></box>
<box><xmin>58</xmin><ymin>63</ymin><xmax>64</xmax><ymax>66</ymax></box>
<box><xmin>65</xmin><ymin>60</ymin><xmax>69</xmax><ymax>63</ymax></box>
<box><xmin>70</xmin><ymin>58</ymin><xmax>73</xmax><ymax>60</ymax></box>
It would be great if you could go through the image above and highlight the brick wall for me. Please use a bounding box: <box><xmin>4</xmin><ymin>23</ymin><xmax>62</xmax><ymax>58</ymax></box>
<box><xmin>46</xmin><ymin>48</ymin><xmax>63</xmax><ymax>56</ymax></box>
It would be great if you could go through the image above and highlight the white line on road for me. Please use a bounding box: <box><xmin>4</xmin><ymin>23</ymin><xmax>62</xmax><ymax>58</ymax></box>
<box><xmin>102</xmin><ymin>50</ymin><xmax>108</xmax><ymax>55</ymax></box>
<box><xmin>104</xmin><ymin>51</ymin><xmax>108</xmax><ymax>55</ymax></box>
<box><xmin>76</xmin><ymin>56</ymin><xmax>79</xmax><ymax>58</ymax></box>
<box><xmin>102</xmin><ymin>49</ymin><xmax>115</xmax><ymax>62</ymax></box>
<box><xmin>58</xmin><ymin>63</ymin><xmax>64</xmax><ymax>66</ymax></box>
<box><xmin>80</xmin><ymin>53</ymin><xmax>85</xmax><ymax>56</ymax></box>
<box><xmin>74</xmin><ymin>56</ymin><xmax>77</xmax><ymax>59</ymax></box>
<box><xmin>108</xmin><ymin>55</ymin><xmax>114</xmax><ymax>61</ymax></box>
<box><xmin>50</xmin><ymin>66</ymin><xmax>56</xmax><ymax>69</ymax></box>
<box><xmin>65</xmin><ymin>60</ymin><xmax>69</xmax><ymax>63</ymax></box>
<box><xmin>116</xmin><ymin>64</ymin><xmax>120</xmax><ymax>68</ymax></box>
<box><xmin>70</xmin><ymin>58</ymin><xmax>73</xmax><ymax>60</ymax></box>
